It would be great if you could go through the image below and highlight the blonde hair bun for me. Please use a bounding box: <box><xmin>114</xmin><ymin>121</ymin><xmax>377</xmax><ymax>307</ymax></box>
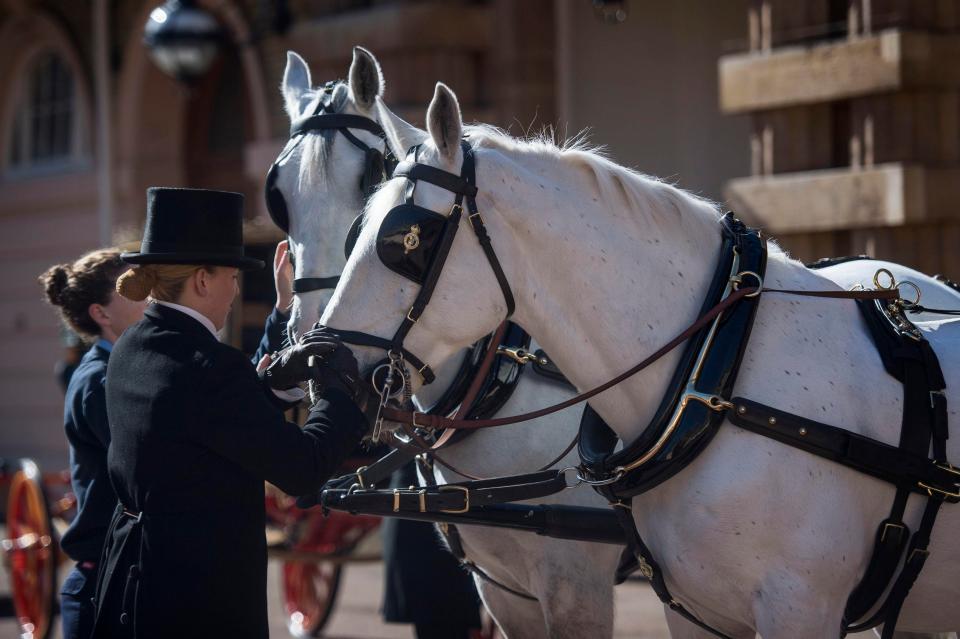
<box><xmin>117</xmin><ymin>266</ymin><xmax>157</xmax><ymax>301</ymax></box>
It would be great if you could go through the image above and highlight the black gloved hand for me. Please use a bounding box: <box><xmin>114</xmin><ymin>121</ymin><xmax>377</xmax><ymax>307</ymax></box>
<box><xmin>301</xmin><ymin>326</ymin><xmax>366</xmax><ymax>407</ymax></box>
<box><xmin>262</xmin><ymin>330</ymin><xmax>339</xmax><ymax>391</ymax></box>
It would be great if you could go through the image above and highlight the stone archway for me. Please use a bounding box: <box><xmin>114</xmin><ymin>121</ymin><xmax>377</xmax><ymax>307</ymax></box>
<box><xmin>113</xmin><ymin>0</ymin><xmax>271</xmax><ymax>231</ymax></box>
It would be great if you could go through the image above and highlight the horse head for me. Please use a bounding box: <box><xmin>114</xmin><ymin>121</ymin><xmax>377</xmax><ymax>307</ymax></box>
<box><xmin>271</xmin><ymin>47</ymin><xmax>424</xmax><ymax>341</ymax></box>
<box><xmin>321</xmin><ymin>83</ymin><xmax>526</xmax><ymax>397</ymax></box>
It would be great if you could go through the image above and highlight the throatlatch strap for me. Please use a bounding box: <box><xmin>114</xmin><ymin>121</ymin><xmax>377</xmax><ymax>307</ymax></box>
<box><xmin>291</xmin><ymin>276</ymin><xmax>341</xmax><ymax>293</ymax></box>
<box><xmin>458</xmin><ymin>143</ymin><xmax>516</xmax><ymax>318</ymax></box>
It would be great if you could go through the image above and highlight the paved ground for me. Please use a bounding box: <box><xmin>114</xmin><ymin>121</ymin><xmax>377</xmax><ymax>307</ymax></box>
<box><xmin>0</xmin><ymin>523</ymin><xmax>670</xmax><ymax>638</ymax></box>
<box><xmin>0</xmin><ymin>524</ymin><xmax>907</xmax><ymax>638</ymax></box>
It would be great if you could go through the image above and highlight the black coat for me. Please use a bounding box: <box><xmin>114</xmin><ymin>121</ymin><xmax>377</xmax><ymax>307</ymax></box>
<box><xmin>381</xmin><ymin>463</ymin><xmax>481</xmax><ymax>629</ymax></box>
<box><xmin>60</xmin><ymin>342</ymin><xmax>115</xmax><ymax>563</ymax></box>
<box><xmin>92</xmin><ymin>304</ymin><xmax>366</xmax><ymax>638</ymax></box>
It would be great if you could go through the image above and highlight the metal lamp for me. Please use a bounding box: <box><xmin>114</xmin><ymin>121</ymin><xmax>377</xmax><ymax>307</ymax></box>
<box><xmin>143</xmin><ymin>0</ymin><xmax>224</xmax><ymax>83</ymax></box>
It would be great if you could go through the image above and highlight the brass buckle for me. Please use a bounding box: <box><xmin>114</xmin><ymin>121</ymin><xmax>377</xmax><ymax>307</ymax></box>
<box><xmin>880</xmin><ymin>522</ymin><xmax>905</xmax><ymax>542</ymax></box>
<box><xmin>406</xmin><ymin>307</ymin><xmax>419</xmax><ymax>323</ymax></box>
<box><xmin>392</xmin><ymin>489</ymin><xmax>401</xmax><ymax>512</ymax></box>
<box><xmin>917</xmin><ymin>461</ymin><xmax>960</xmax><ymax>500</ymax></box>
<box><xmin>917</xmin><ymin>481</ymin><xmax>960</xmax><ymax>501</ymax></box>
<box><xmin>937</xmin><ymin>461</ymin><xmax>960</xmax><ymax>476</ymax></box>
<box><xmin>438</xmin><ymin>485</ymin><xmax>470</xmax><ymax>514</ymax></box>
<box><xmin>418</xmin><ymin>489</ymin><xmax>427</xmax><ymax>513</ymax></box>
<box><xmin>496</xmin><ymin>346</ymin><xmax>544</xmax><ymax>365</ymax></box>
<box><xmin>354</xmin><ymin>465</ymin><xmax>369</xmax><ymax>489</ymax></box>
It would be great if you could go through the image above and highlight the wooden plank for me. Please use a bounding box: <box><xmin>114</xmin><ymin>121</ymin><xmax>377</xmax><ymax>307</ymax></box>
<box><xmin>725</xmin><ymin>163</ymin><xmax>960</xmax><ymax>233</ymax></box>
<box><xmin>719</xmin><ymin>30</ymin><xmax>960</xmax><ymax>113</ymax></box>
<box><xmin>850</xmin><ymin>91</ymin><xmax>960</xmax><ymax>166</ymax></box>
<box><xmin>751</xmin><ymin>103</ymin><xmax>832</xmax><ymax>173</ymax></box>
<box><xmin>871</xmin><ymin>0</ymin><xmax>960</xmax><ymax>32</ymax></box>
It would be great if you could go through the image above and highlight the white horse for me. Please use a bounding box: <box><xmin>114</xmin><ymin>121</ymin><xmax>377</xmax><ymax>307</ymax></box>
<box><xmin>278</xmin><ymin>49</ymin><xmax>621</xmax><ymax>639</ymax></box>
<box><xmin>318</xmin><ymin>80</ymin><xmax>960</xmax><ymax>638</ymax></box>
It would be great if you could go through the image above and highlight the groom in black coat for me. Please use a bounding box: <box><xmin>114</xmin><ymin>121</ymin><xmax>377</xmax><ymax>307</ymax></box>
<box><xmin>91</xmin><ymin>188</ymin><xmax>368</xmax><ymax>638</ymax></box>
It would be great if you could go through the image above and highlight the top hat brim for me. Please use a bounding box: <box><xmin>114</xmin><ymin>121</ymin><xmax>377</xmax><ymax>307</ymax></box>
<box><xmin>120</xmin><ymin>251</ymin><xmax>264</xmax><ymax>271</ymax></box>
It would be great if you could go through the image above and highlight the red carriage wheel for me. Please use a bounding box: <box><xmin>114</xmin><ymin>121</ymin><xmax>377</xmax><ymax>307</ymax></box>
<box><xmin>3</xmin><ymin>459</ymin><xmax>58</xmax><ymax>639</ymax></box>
<box><xmin>281</xmin><ymin>560</ymin><xmax>342</xmax><ymax>637</ymax></box>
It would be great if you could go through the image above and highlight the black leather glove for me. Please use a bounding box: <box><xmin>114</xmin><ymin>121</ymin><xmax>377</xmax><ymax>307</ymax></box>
<box><xmin>262</xmin><ymin>330</ymin><xmax>339</xmax><ymax>391</ymax></box>
<box><xmin>301</xmin><ymin>327</ymin><xmax>366</xmax><ymax>407</ymax></box>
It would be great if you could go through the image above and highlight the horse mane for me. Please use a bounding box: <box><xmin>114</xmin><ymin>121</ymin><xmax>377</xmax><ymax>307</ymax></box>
<box><xmin>463</xmin><ymin>124</ymin><xmax>724</xmax><ymax>234</ymax></box>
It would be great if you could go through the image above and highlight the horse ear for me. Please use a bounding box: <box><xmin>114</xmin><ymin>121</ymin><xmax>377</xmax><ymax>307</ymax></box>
<box><xmin>348</xmin><ymin>46</ymin><xmax>384</xmax><ymax>111</ymax></box>
<box><xmin>282</xmin><ymin>51</ymin><xmax>312</xmax><ymax>120</ymax></box>
<box><xmin>427</xmin><ymin>83</ymin><xmax>462</xmax><ymax>160</ymax></box>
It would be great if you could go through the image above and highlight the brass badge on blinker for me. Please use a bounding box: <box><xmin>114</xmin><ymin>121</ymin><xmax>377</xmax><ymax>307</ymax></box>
<box><xmin>403</xmin><ymin>224</ymin><xmax>421</xmax><ymax>254</ymax></box>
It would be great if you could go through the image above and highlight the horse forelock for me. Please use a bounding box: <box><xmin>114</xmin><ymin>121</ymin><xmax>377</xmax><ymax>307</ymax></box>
<box><xmin>295</xmin><ymin>82</ymin><xmax>352</xmax><ymax>192</ymax></box>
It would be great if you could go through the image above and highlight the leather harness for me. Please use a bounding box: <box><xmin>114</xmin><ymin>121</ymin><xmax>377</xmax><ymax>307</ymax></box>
<box><xmin>314</xmin><ymin>137</ymin><xmax>957</xmax><ymax>635</ymax></box>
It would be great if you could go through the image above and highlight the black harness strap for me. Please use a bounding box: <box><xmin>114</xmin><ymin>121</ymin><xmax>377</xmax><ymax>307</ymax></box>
<box><xmin>330</xmin><ymin>469</ymin><xmax>568</xmax><ymax>514</ymax></box>
<box><xmin>291</xmin><ymin>276</ymin><xmax>340</xmax><ymax>294</ymax></box>
<box><xmin>610</xmin><ymin>500</ymin><xmax>736</xmax><ymax>639</ymax></box>
<box><xmin>393</xmin><ymin>160</ymin><xmax>479</xmax><ymax>198</ymax></box>
<box><xmin>724</xmin><ymin>295</ymin><xmax>952</xmax><ymax>636</ymax></box>
<box><xmin>417</xmin><ymin>456</ymin><xmax>539</xmax><ymax>601</ymax></box>
<box><xmin>333</xmin><ymin>139</ymin><xmax>516</xmax><ymax>386</ymax></box>
<box><xmin>441</xmin><ymin>520</ymin><xmax>539</xmax><ymax>601</ymax></box>
<box><xmin>290</xmin><ymin>112</ymin><xmax>387</xmax><ymax>138</ymax></box>
<box><xmin>326</xmin><ymin>328</ymin><xmax>436</xmax><ymax>384</ymax></box>
<box><xmin>726</xmin><ymin>400</ymin><xmax>958</xmax><ymax>503</ymax></box>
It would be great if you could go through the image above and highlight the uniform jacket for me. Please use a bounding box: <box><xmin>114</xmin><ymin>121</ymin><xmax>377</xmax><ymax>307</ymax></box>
<box><xmin>252</xmin><ymin>306</ymin><xmax>289</xmax><ymax>365</ymax></box>
<box><xmin>92</xmin><ymin>303</ymin><xmax>366</xmax><ymax>638</ymax></box>
<box><xmin>60</xmin><ymin>342</ymin><xmax>115</xmax><ymax>562</ymax></box>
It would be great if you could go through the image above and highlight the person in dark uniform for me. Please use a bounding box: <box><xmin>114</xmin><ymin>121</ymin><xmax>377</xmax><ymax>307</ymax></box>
<box><xmin>39</xmin><ymin>248</ymin><xmax>148</xmax><ymax>639</ymax></box>
<box><xmin>382</xmin><ymin>462</ymin><xmax>483</xmax><ymax>639</ymax></box>
<box><xmin>90</xmin><ymin>188</ymin><xmax>368</xmax><ymax>639</ymax></box>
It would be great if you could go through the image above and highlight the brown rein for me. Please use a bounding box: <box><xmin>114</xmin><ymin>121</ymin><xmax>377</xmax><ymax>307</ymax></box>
<box><xmin>382</xmin><ymin>286</ymin><xmax>900</xmax><ymax>431</ymax></box>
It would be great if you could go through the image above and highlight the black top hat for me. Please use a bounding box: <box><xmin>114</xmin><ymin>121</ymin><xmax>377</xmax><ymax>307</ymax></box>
<box><xmin>121</xmin><ymin>187</ymin><xmax>264</xmax><ymax>270</ymax></box>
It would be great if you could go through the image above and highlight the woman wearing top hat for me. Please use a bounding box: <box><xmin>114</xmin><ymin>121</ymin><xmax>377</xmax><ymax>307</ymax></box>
<box><xmin>91</xmin><ymin>187</ymin><xmax>368</xmax><ymax>639</ymax></box>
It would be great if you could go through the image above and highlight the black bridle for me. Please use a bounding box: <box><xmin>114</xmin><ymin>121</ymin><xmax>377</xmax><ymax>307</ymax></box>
<box><xmin>329</xmin><ymin>139</ymin><xmax>515</xmax><ymax>390</ymax></box>
<box><xmin>264</xmin><ymin>81</ymin><xmax>395</xmax><ymax>295</ymax></box>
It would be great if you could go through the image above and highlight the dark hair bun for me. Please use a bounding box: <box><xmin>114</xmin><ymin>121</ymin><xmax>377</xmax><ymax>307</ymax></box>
<box><xmin>42</xmin><ymin>264</ymin><xmax>71</xmax><ymax>307</ymax></box>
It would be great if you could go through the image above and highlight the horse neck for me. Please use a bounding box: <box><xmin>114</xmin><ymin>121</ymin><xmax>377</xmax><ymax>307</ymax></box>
<box><xmin>487</xmin><ymin>146</ymin><xmax>724</xmax><ymax>443</ymax></box>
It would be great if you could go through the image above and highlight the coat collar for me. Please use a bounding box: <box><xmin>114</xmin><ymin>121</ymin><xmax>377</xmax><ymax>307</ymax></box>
<box><xmin>145</xmin><ymin>303</ymin><xmax>220</xmax><ymax>344</ymax></box>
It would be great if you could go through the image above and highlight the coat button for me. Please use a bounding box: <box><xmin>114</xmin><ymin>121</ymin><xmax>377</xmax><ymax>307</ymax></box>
<box><xmin>120</xmin><ymin>612</ymin><xmax>130</xmax><ymax>625</ymax></box>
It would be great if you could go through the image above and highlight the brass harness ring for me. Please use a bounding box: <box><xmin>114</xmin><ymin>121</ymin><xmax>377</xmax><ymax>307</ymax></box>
<box><xmin>732</xmin><ymin>270</ymin><xmax>763</xmax><ymax>297</ymax></box>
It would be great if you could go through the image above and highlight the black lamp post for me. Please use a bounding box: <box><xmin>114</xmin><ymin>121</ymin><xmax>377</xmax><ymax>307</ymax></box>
<box><xmin>143</xmin><ymin>0</ymin><xmax>224</xmax><ymax>83</ymax></box>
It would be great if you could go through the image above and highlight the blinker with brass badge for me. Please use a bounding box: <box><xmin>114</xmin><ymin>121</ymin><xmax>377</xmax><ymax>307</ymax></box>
<box><xmin>403</xmin><ymin>224</ymin><xmax>421</xmax><ymax>254</ymax></box>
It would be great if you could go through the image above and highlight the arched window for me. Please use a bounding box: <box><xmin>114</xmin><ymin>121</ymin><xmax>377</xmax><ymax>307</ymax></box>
<box><xmin>7</xmin><ymin>51</ymin><xmax>78</xmax><ymax>172</ymax></box>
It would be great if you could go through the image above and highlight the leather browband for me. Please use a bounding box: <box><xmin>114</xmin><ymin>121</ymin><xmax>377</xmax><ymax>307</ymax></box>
<box><xmin>290</xmin><ymin>113</ymin><xmax>387</xmax><ymax>138</ymax></box>
<box><xmin>392</xmin><ymin>161</ymin><xmax>480</xmax><ymax>197</ymax></box>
